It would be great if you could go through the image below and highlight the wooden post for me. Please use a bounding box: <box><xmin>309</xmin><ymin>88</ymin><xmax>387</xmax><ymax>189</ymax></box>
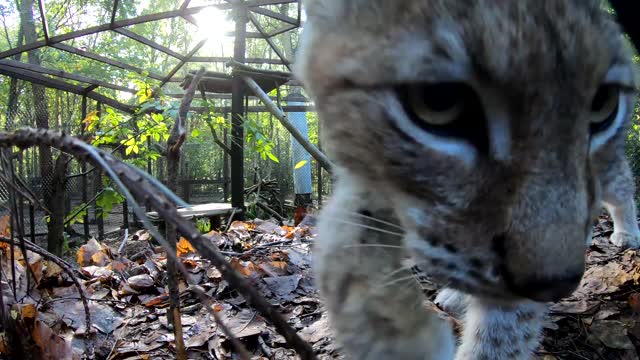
<box><xmin>231</xmin><ymin>4</ymin><xmax>247</xmax><ymax>219</ymax></box>
<box><xmin>80</xmin><ymin>96</ymin><xmax>90</xmax><ymax>238</ymax></box>
<box><xmin>223</xmin><ymin>115</ymin><xmax>229</xmax><ymax>203</ymax></box>
<box><xmin>96</xmin><ymin>102</ymin><xmax>104</xmax><ymax>241</ymax></box>
<box><xmin>317</xmin><ymin>125</ymin><xmax>323</xmax><ymax>206</ymax></box>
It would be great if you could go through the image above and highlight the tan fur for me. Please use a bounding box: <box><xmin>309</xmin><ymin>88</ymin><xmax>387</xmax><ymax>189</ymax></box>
<box><xmin>296</xmin><ymin>1</ymin><xmax>640</xmax><ymax>359</ymax></box>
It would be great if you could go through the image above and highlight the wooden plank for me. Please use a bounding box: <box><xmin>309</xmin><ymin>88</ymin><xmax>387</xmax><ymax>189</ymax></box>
<box><xmin>114</xmin><ymin>28</ymin><xmax>185</xmax><ymax>60</ymax></box>
<box><xmin>37</xmin><ymin>0</ymin><xmax>50</xmax><ymax>42</ymax></box>
<box><xmin>268</xmin><ymin>24</ymin><xmax>297</xmax><ymax>37</ymax></box>
<box><xmin>251</xmin><ymin>7</ymin><xmax>298</xmax><ymax>26</ymax></box>
<box><xmin>188</xmin><ymin>105</ymin><xmax>313</xmax><ymax>113</ymax></box>
<box><xmin>0</xmin><ymin>59</ymin><xmax>136</xmax><ymax>93</ymax></box>
<box><xmin>0</xmin><ymin>64</ymin><xmax>134</xmax><ymax>113</ymax></box>
<box><xmin>146</xmin><ymin>203</ymin><xmax>234</xmax><ymax>220</ymax></box>
<box><xmin>110</xmin><ymin>0</ymin><xmax>120</xmax><ymax>25</ymax></box>
<box><xmin>157</xmin><ymin>39</ymin><xmax>207</xmax><ymax>89</ymax></box>
<box><xmin>0</xmin><ymin>5</ymin><xmax>230</xmax><ymax>59</ymax></box>
<box><xmin>190</xmin><ymin>56</ymin><xmax>284</xmax><ymax>64</ymax></box>
<box><xmin>248</xmin><ymin>12</ymin><xmax>291</xmax><ymax>69</ymax></box>
<box><xmin>52</xmin><ymin>43</ymin><xmax>165</xmax><ymax>80</ymax></box>
<box><xmin>245</xmin><ymin>0</ymin><xmax>298</xmax><ymax>7</ymax></box>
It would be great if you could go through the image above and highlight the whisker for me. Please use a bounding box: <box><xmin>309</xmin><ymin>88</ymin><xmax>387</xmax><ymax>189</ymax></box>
<box><xmin>322</xmin><ymin>217</ymin><xmax>405</xmax><ymax>237</ymax></box>
<box><xmin>376</xmin><ymin>274</ymin><xmax>418</xmax><ymax>289</ymax></box>
<box><xmin>341</xmin><ymin>244</ymin><xmax>404</xmax><ymax>249</ymax></box>
<box><xmin>381</xmin><ymin>263</ymin><xmax>422</xmax><ymax>281</ymax></box>
<box><xmin>340</xmin><ymin>210</ymin><xmax>405</xmax><ymax>231</ymax></box>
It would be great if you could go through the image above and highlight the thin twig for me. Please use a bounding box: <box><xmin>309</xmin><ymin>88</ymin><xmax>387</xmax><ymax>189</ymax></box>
<box><xmin>0</xmin><ymin>128</ymin><xmax>316</xmax><ymax>360</ymax></box>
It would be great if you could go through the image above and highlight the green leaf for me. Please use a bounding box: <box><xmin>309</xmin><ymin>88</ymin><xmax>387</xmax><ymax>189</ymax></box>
<box><xmin>191</xmin><ymin>129</ymin><xmax>201</xmax><ymax>138</ymax></box>
<box><xmin>294</xmin><ymin>160</ymin><xmax>308</xmax><ymax>169</ymax></box>
<box><xmin>267</xmin><ymin>152</ymin><xmax>280</xmax><ymax>163</ymax></box>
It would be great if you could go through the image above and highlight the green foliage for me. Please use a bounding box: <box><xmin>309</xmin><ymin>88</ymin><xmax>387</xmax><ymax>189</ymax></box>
<box><xmin>65</xmin><ymin>204</ymin><xmax>88</xmax><ymax>225</ymax></box>
<box><xmin>196</xmin><ymin>218</ymin><xmax>211</xmax><ymax>233</ymax></box>
<box><xmin>243</xmin><ymin>115</ymin><xmax>280</xmax><ymax>163</ymax></box>
<box><xmin>95</xmin><ymin>186</ymin><xmax>125</xmax><ymax>219</ymax></box>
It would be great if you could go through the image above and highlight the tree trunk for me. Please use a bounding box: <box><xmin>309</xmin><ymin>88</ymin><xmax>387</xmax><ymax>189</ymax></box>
<box><xmin>47</xmin><ymin>154</ymin><xmax>69</xmax><ymax>255</ymax></box>
<box><xmin>19</xmin><ymin>0</ymin><xmax>57</xmax><ymax>252</ymax></box>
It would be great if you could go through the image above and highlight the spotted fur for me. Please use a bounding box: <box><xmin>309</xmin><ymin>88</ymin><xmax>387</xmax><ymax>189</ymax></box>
<box><xmin>296</xmin><ymin>1</ymin><xmax>640</xmax><ymax>359</ymax></box>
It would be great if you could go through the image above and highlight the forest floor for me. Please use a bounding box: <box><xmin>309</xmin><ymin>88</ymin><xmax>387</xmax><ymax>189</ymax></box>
<box><xmin>1</xmin><ymin>213</ymin><xmax>639</xmax><ymax>359</ymax></box>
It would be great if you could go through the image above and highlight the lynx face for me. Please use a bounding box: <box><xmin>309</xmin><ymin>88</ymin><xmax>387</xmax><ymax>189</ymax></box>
<box><xmin>297</xmin><ymin>0</ymin><xmax>637</xmax><ymax>302</ymax></box>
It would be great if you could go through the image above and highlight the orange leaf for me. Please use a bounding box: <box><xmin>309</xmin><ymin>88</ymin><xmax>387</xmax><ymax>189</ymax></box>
<box><xmin>91</xmin><ymin>251</ymin><xmax>111</xmax><ymax>267</ymax></box>
<box><xmin>19</xmin><ymin>303</ymin><xmax>37</xmax><ymax>321</ymax></box>
<box><xmin>177</xmin><ymin>237</ymin><xmax>196</xmax><ymax>256</ymax></box>
<box><xmin>230</xmin><ymin>258</ymin><xmax>260</xmax><ymax>277</ymax></box>
<box><xmin>143</xmin><ymin>293</ymin><xmax>170</xmax><ymax>308</ymax></box>
<box><xmin>212</xmin><ymin>303</ymin><xmax>224</xmax><ymax>312</ymax></box>
<box><xmin>0</xmin><ymin>215</ymin><xmax>10</xmax><ymax>238</ymax></box>
<box><xmin>271</xmin><ymin>261</ymin><xmax>287</xmax><ymax>270</ymax></box>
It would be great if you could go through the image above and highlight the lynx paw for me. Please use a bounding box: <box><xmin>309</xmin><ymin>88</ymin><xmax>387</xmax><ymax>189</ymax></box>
<box><xmin>610</xmin><ymin>231</ymin><xmax>640</xmax><ymax>249</ymax></box>
<box><xmin>434</xmin><ymin>288</ymin><xmax>469</xmax><ymax>318</ymax></box>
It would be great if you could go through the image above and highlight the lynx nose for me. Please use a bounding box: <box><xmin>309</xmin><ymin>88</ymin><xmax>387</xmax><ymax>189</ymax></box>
<box><xmin>508</xmin><ymin>273</ymin><xmax>583</xmax><ymax>302</ymax></box>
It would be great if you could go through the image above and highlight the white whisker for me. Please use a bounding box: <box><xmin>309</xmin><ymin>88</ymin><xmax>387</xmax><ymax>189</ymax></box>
<box><xmin>376</xmin><ymin>274</ymin><xmax>418</xmax><ymax>289</ymax></box>
<box><xmin>340</xmin><ymin>210</ymin><xmax>405</xmax><ymax>231</ymax></box>
<box><xmin>323</xmin><ymin>217</ymin><xmax>405</xmax><ymax>237</ymax></box>
<box><xmin>342</xmin><ymin>244</ymin><xmax>404</xmax><ymax>249</ymax></box>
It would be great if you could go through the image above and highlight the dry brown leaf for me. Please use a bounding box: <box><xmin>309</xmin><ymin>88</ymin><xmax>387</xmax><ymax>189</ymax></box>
<box><xmin>143</xmin><ymin>293</ymin><xmax>170</xmax><ymax>308</ymax></box>
<box><xmin>91</xmin><ymin>251</ymin><xmax>110</xmax><ymax>267</ymax></box>
<box><xmin>0</xmin><ymin>332</ymin><xmax>8</xmax><ymax>354</ymax></box>
<box><xmin>32</xmin><ymin>320</ymin><xmax>73</xmax><ymax>360</ymax></box>
<box><xmin>271</xmin><ymin>261</ymin><xmax>288</xmax><ymax>270</ymax></box>
<box><xmin>588</xmin><ymin>320</ymin><xmax>634</xmax><ymax>350</ymax></box>
<box><xmin>628</xmin><ymin>293</ymin><xmax>640</xmax><ymax>314</ymax></box>
<box><xmin>127</xmin><ymin>274</ymin><xmax>155</xmax><ymax>290</ymax></box>
<box><xmin>230</xmin><ymin>258</ymin><xmax>261</xmax><ymax>277</ymax></box>
<box><xmin>77</xmin><ymin>238</ymin><xmax>103</xmax><ymax>266</ymax></box>
<box><xmin>0</xmin><ymin>215</ymin><xmax>11</xmax><ymax>238</ymax></box>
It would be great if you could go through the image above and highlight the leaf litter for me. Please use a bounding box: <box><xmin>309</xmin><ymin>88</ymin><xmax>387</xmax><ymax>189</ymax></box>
<box><xmin>1</xmin><ymin>213</ymin><xmax>640</xmax><ymax>359</ymax></box>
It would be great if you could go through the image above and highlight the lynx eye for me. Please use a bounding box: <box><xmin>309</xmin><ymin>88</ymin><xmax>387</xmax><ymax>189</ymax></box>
<box><xmin>589</xmin><ymin>85</ymin><xmax>620</xmax><ymax>134</ymax></box>
<box><xmin>396</xmin><ymin>82</ymin><xmax>489</xmax><ymax>153</ymax></box>
<box><xmin>406</xmin><ymin>83</ymin><xmax>465</xmax><ymax>125</ymax></box>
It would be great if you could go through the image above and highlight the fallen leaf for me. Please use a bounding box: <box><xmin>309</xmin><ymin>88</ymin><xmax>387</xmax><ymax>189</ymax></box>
<box><xmin>0</xmin><ymin>215</ymin><xmax>10</xmax><ymax>238</ymax></box>
<box><xmin>588</xmin><ymin>320</ymin><xmax>634</xmax><ymax>350</ymax></box>
<box><xmin>263</xmin><ymin>275</ymin><xmax>301</xmax><ymax>300</ymax></box>
<box><xmin>629</xmin><ymin>293</ymin><xmax>640</xmax><ymax>314</ymax></box>
<box><xmin>127</xmin><ymin>274</ymin><xmax>155</xmax><ymax>290</ymax></box>
<box><xmin>177</xmin><ymin>237</ymin><xmax>196</xmax><ymax>257</ymax></box>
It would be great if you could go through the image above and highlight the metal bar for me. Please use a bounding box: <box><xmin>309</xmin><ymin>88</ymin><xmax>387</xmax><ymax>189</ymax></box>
<box><xmin>243</xmin><ymin>76</ymin><xmax>332</xmax><ymax>172</ymax></box>
<box><xmin>114</xmin><ymin>28</ymin><xmax>185</xmax><ymax>60</ymax></box>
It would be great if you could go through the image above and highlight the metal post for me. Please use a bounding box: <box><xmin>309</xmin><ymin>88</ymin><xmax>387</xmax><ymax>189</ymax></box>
<box><xmin>231</xmin><ymin>4</ymin><xmax>247</xmax><ymax>218</ymax></box>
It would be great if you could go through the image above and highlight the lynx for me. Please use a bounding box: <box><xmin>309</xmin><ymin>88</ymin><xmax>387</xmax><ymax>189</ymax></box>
<box><xmin>295</xmin><ymin>1</ymin><xmax>640</xmax><ymax>359</ymax></box>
